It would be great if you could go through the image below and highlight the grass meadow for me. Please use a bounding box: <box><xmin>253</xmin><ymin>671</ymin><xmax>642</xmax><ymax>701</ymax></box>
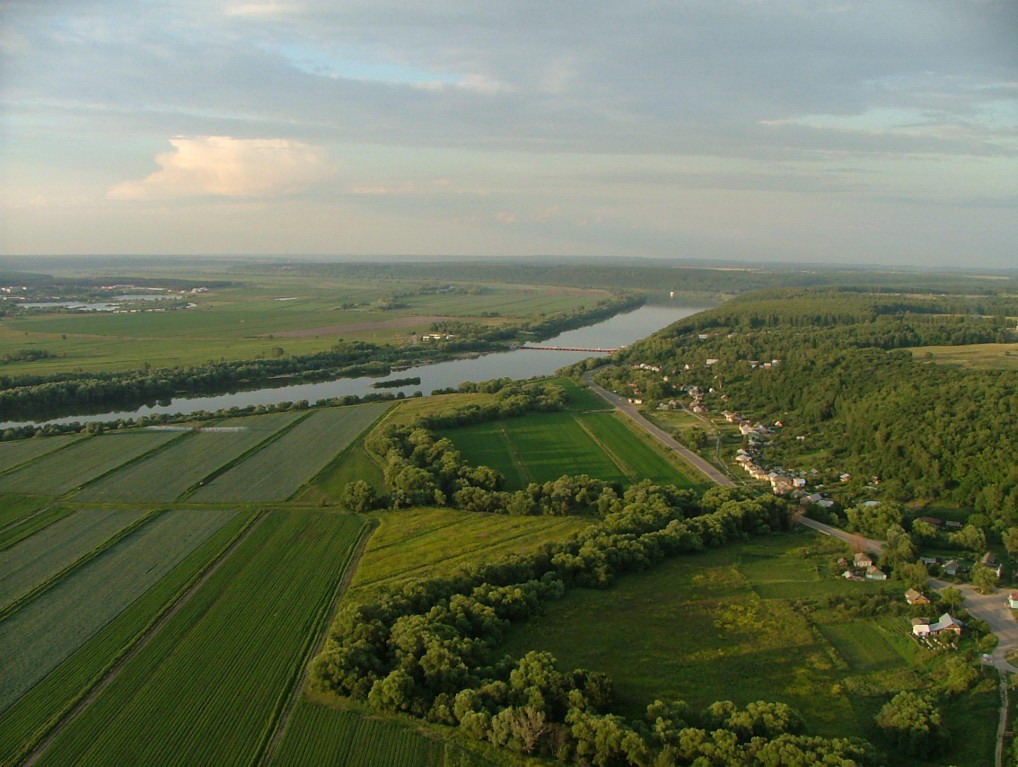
<box><xmin>499</xmin><ymin>529</ymin><xmax>997</xmax><ymax>764</ymax></box>
<box><xmin>345</xmin><ymin>507</ymin><xmax>590</xmax><ymax>603</ymax></box>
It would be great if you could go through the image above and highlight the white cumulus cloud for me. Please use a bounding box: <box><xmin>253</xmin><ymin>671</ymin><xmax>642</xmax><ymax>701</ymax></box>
<box><xmin>108</xmin><ymin>136</ymin><xmax>332</xmax><ymax>200</ymax></box>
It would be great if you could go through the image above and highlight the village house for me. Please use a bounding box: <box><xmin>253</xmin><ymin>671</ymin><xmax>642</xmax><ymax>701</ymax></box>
<box><xmin>980</xmin><ymin>553</ymin><xmax>1003</xmax><ymax>579</ymax></box>
<box><xmin>911</xmin><ymin>613</ymin><xmax>963</xmax><ymax>637</ymax></box>
<box><xmin>905</xmin><ymin>588</ymin><xmax>930</xmax><ymax>605</ymax></box>
<box><xmin>1008</xmin><ymin>593</ymin><xmax>1018</xmax><ymax>610</ymax></box>
<box><xmin>916</xmin><ymin>516</ymin><xmax>944</xmax><ymax>528</ymax></box>
<box><xmin>865</xmin><ymin>566</ymin><xmax>888</xmax><ymax>581</ymax></box>
<box><xmin>943</xmin><ymin>559</ymin><xmax>970</xmax><ymax>577</ymax></box>
<box><xmin>853</xmin><ymin>552</ymin><xmax>873</xmax><ymax>569</ymax></box>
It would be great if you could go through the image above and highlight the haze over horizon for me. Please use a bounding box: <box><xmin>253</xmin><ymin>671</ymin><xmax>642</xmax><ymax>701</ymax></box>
<box><xmin>1</xmin><ymin>1</ymin><xmax>1015</xmax><ymax>268</ymax></box>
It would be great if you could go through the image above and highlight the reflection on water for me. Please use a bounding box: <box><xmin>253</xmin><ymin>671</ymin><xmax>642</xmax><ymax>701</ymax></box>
<box><xmin>1</xmin><ymin>303</ymin><xmax>704</xmax><ymax>428</ymax></box>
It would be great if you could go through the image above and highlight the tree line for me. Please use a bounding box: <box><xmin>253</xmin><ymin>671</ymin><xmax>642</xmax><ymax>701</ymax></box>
<box><xmin>314</xmin><ymin>487</ymin><xmax>876</xmax><ymax>765</ymax></box>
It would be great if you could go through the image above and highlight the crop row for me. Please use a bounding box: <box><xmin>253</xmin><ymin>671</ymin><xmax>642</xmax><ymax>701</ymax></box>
<box><xmin>77</xmin><ymin>411</ymin><xmax>303</xmax><ymax>502</ymax></box>
<box><xmin>0</xmin><ymin>435</ymin><xmax>82</xmax><ymax>475</ymax></box>
<box><xmin>0</xmin><ymin>505</ymin><xmax>73</xmax><ymax>552</ymax></box>
<box><xmin>0</xmin><ymin>431</ymin><xmax>180</xmax><ymax>496</ymax></box>
<box><xmin>0</xmin><ymin>508</ymin><xmax>148</xmax><ymax>611</ymax></box>
<box><xmin>192</xmin><ymin>403</ymin><xmax>389</xmax><ymax>503</ymax></box>
<box><xmin>0</xmin><ymin>511</ymin><xmax>253</xmax><ymax>767</ymax></box>
<box><xmin>269</xmin><ymin>700</ymin><xmax>441</xmax><ymax>767</ymax></box>
<box><xmin>34</xmin><ymin>511</ymin><xmax>365</xmax><ymax>767</ymax></box>
<box><xmin>0</xmin><ymin>508</ymin><xmax>237</xmax><ymax>713</ymax></box>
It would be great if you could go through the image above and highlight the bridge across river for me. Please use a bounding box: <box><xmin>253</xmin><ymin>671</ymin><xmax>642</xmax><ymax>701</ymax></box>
<box><xmin>520</xmin><ymin>345</ymin><xmax>618</xmax><ymax>353</ymax></box>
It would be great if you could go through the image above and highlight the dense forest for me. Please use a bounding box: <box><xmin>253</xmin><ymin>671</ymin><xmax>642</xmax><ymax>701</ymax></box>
<box><xmin>589</xmin><ymin>288</ymin><xmax>1018</xmax><ymax>526</ymax></box>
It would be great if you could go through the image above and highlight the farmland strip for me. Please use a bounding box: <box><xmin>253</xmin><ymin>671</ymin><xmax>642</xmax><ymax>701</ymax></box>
<box><xmin>0</xmin><ymin>508</ymin><xmax>150</xmax><ymax>613</ymax></box>
<box><xmin>0</xmin><ymin>506</ymin><xmax>74</xmax><ymax>552</ymax></box>
<box><xmin>0</xmin><ymin>432</ymin><xmax>181</xmax><ymax>496</ymax></box>
<box><xmin>0</xmin><ymin>508</ymin><xmax>237</xmax><ymax>714</ymax></box>
<box><xmin>31</xmin><ymin>512</ymin><xmax>365</xmax><ymax>767</ymax></box>
<box><xmin>256</xmin><ymin>518</ymin><xmax>375</xmax><ymax>767</ymax></box>
<box><xmin>0</xmin><ymin>512</ymin><xmax>255</xmax><ymax>767</ymax></box>
<box><xmin>78</xmin><ymin>411</ymin><xmax>303</xmax><ymax>503</ymax></box>
<box><xmin>0</xmin><ymin>436</ymin><xmax>83</xmax><ymax>476</ymax></box>
<box><xmin>192</xmin><ymin>404</ymin><xmax>389</xmax><ymax>503</ymax></box>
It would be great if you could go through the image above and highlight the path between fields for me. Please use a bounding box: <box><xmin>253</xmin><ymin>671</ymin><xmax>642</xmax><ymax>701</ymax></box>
<box><xmin>257</xmin><ymin>518</ymin><xmax>377</xmax><ymax>767</ymax></box>
<box><xmin>21</xmin><ymin>512</ymin><xmax>267</xmax><ymax>767</ymax></box>
<box><xmin>580</xmin><ymin>372</ymin><xmax>734</xmax><ymax>487</ymax></box>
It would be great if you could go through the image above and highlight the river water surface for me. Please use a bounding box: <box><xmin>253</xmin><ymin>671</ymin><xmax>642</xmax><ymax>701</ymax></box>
<box><xmin>1</xmin><ymin>303</ymin><xmax>704</xmax><ymax>429</ymax></box>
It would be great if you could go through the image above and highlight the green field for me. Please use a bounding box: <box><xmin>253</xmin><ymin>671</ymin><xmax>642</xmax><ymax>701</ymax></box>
<box><xmin>0</xmin><ymin>509</ymin><xmax>236</xmax><ymax>712</ymax></box>
<box><xmin>499</xmin><ymin>530</ymin><xmax>997</xmax><ymax>763</ymax></box>
<box><xmin>0</xmin><ymin>431</ymin><xmax>181</xmax><ymax>496</ymax></box>
<box><xmin>912</xmin><ymin>341</ymin><xmax>1018</xmax><ymax>369</ymax></box>
<box><xmin>0</xmin><ymin>508</ymin><xmax>148</xmax><ymax>610</ymax></box>
<box><xmin>0</xmin><ymin>494</ymin><xmax>51</xmax><ymax>531</ymax></box>
<box><xmin>0</xmin><ymin>436</ymin><xmax>83</xmax><ymax>475</ymax></box>
<box><xmin>299</xmin><ymin>439</ymin><xmax>385</xmax><ymax>505</ymax></box>
<box><xmin>346</xmin><ymin>507</ymin><xmax>590</xmax><ymax>601</ymax></box>
<box><xmin>0</xmin><ymin>271</ymin><xmax>606</xmax><ymax>376</ymax></box>
<box><xmin>34</xmin><ymin>511</ymin><xmax>364</xmax><ymax>767</ymax></box>
<box><xmin>0</xmin><ymin>511</ymin><xmax>253</xmax><ymax>767</ymax></box>
<box><xmin>269</xmin><ymin>700</ymin><xmax>442</xmax><ymax>767</ymax></box>
<box><xmin>0</xmin><ymin>505</ymin><xmax>75</xmax><ymax>552</ymax></box>
<box><xmin>577</xmin><ymin>411</ymin><xmax>699</xmax><ymax>487</ymax></box>
<box><xmin>76</xmin><ymin>412</ymin><xmax>303</xmax><ymax>502</ymax></box>
<box><xmin>442</xmin><ymin>409</ymin><xmax>699</xmax><ymax>490</ymax></box>
<box><xmin>191</xmin><ymin>404</ymin><xmax>389</xmax><ymax>503</ymax></box>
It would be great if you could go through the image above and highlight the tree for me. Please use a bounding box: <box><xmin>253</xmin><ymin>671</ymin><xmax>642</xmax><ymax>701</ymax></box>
<box><xmin>970</xmin><ymin>563</ymin><xmax>997</xmax><ymax>594</ymax></box>
<box><xmin>875</xmin><ymin>691</ymin><xmax>949</xmax><ymax>757</ymax></box>
<box><xmin>342</xmin><ymin>480</ymin><xmax>378</xmax><ymax>513</ymax></box>
<box><xmin>948</xmin><ymin>524</ymin><xmax>986</xmax><ymax>553</ymax></box>
<box><xmin>940</xmin><ymin>586</ymin><xmax>964</xmax><ymax>611</ymax></box>
<box><xmin>1003</xmin><ymin>527</ymin><xmax>1018</xmax><ymax>558</ymax></box>
<box><xmin>943</xmin><ymin>656</ymin><xmax>978</xmax><ymax>695</ymax></box>
<box><xmin>897</xmin><ymin>561</ymin><xmax>929</xmax><ymax>591</ymax></box>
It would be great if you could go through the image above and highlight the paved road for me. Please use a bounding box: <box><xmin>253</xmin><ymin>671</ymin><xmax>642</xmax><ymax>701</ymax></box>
<box><xmin>577</xmin><ymin>374</ymin><xmax>1015</xmax><ymax>763</ymax></box>
<box><xmin>796</xmin><ymin>516</ymin><xmax>885</xmax><ymax>555</ymax></box>
<box><xmin>581</xmin><ymin>372</ymin><xmax>735</xmax><ymax>487</ymax></box>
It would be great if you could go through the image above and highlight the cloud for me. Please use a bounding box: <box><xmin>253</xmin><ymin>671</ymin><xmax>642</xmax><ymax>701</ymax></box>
<box><xmin>108</xmin><ymin>136</ymin><xmax>332</xmax><ymax>200</ymax></box>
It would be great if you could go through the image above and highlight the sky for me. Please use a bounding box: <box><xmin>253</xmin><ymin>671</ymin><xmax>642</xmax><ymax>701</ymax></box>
<box><xmin>1</xmin><ymin>0</ymin><xmax>1016</xmax><ymax>268</ymax></box>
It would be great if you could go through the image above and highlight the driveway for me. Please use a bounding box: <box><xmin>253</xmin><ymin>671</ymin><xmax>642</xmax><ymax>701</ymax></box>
<box><xmin>930</xmin><ymin>578</ymin><xmax>1018</xmax><ymax>673</ymax></box>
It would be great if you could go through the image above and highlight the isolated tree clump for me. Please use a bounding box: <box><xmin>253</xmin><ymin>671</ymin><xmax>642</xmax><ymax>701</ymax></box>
<box><xmin>875</xmin><ymin>691</ymin><xmax>949</xmax><ymax>758</ymax></box>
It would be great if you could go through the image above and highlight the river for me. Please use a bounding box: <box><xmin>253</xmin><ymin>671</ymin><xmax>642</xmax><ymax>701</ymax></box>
<box><xmin>0</xmin><ymin>303</ymin><xmax>704</xmax><ymax>429</ymax></box>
